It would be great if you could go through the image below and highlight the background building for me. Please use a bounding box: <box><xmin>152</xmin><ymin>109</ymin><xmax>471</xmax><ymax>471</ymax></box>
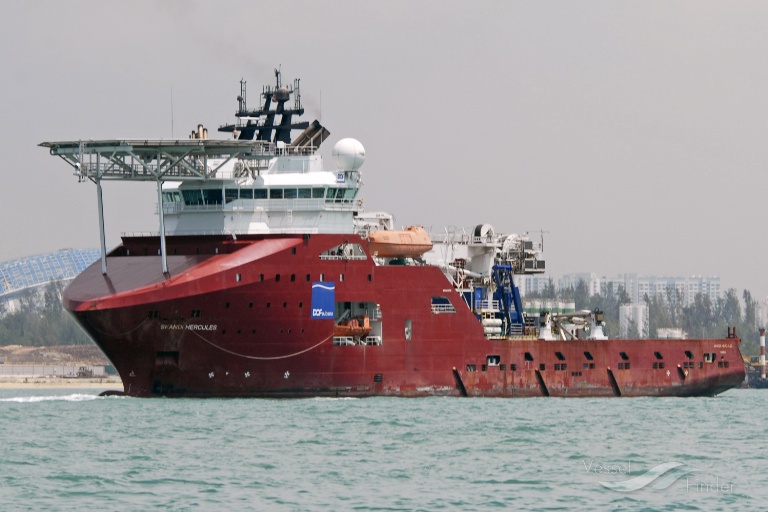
<box><xmin>558</xmin><ymin>273</ymin><xmax>720</xmax><ymax>306</ymax></box>
<box><xmin>519</xmin><ymin>275</ymin><xmax>554</xmax><ymax>296</ymax></box>
<box><xmin>0</xmin><ymin>249</ymin><xmax>100</xmax><ymax>313</ymax></box>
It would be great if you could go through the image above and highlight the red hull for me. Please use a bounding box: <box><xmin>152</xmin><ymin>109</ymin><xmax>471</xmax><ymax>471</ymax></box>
<box><xmin>64</xmin><ymin>234</ymin><xmax>745</xmax><ymax>398</ymax></box>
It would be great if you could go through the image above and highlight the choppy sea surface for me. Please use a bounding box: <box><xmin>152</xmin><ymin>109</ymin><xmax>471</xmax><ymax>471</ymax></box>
<box><xmin>0</xmin><ymin>387</ymin><xmax>766</xmax><ymax>511</ymax></box>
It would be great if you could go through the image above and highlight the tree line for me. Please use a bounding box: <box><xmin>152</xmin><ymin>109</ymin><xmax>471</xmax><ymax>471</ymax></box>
<box><xmin>0</xmin><ymin>280</ymin><xmax>91</xmax><ymax>346</ymax></box>
<box><xmin>527</xmin><ymin>278</ymin><xmax>762</xmax><ymax>355</ymax></box>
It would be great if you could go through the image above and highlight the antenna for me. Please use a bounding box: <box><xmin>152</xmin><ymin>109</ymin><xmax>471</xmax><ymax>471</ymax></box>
<box><xmin>170</xmin><ymin>85</ymin><xmax>174</xmax><ymax>138</ymax></box>
<box><xmin>539</xmin><ymin>229</ymin><xmax>549</xmax><ymax>252</ymax></box>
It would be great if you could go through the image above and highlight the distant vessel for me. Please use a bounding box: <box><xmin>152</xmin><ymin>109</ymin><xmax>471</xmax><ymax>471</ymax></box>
<box><xmin>41</xmin><ymin>70</ymin><xmax>745</xmax><ymax>397</ymax></box>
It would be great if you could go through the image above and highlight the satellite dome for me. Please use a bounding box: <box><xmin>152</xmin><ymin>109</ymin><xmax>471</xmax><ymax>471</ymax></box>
<box><xmin>333</xmin><ymin>138</ymin><xmax>366</xmax><ymax>171</ymax></box>
<box><xmin>272</xmin><ymin>87</ymin><xmax>290</xmax><ymax>102</ymax></box>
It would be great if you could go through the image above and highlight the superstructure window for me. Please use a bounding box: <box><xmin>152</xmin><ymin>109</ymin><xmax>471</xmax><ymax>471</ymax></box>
<box><xmin>202</xmin><ymin>189</ymin><xmax>222</xmax><ymax>205</ymax></box>
<box><xmin>254</xmin><ymin>189</ymin><xmax>267</xmax><ymax>199</ymax></box>
<box><xmin>182</xmin><ymin>190</ymin><xmax>203</xmax><ymax>205</ymax></box>
<box><xmin>270</xmin><ymin>189</ymin><xmax>283</xmax><ymax>199</ymax></box>
<box><xmin>298</xmin><ymin>188</ymin><xmax>312</xmax><ymax>198</ymax></box>
<box><xmin>162</xmin><ymin>191</ymin><xmax>182</xmax><ymax>203</ymax></box>
<box><xmin>225</xmin><ymin>189</ymin><xmax>239</xmax><ymax>203</ymax></box>
<box><xmin>241</xmin><ymin>189</ymin><xmax>253</xmax><ymax>199</ymax></box>
<box><xmin>312</xmin><ymin>188</ymin><xmax>325</xmax><ymax>198</ymax></box>
<box><xmin>284</xmin><ymin>188</ymin><xmax>298</xmax><ymax>199</ymax></box>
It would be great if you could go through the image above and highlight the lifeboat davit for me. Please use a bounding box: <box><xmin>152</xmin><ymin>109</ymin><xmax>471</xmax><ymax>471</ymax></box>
<box><xmin>366</xmin><ymin>226</ymin><xmax>433</xmax><ymax>258</ymax></box>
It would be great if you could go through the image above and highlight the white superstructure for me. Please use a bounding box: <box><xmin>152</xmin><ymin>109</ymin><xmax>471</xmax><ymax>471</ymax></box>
<box><xmin>160</xmin><ymin>138</ymin><xmax>366</xmax><ymax>236</ymax></box>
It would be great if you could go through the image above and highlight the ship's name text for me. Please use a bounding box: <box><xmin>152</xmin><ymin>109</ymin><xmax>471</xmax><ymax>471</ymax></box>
<box><xmin>160</xmin><ymin>324</ymin><xmax>218</xmax><ymax>331</ymax></box>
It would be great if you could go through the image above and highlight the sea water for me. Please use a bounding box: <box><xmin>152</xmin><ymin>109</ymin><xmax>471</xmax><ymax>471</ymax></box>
<box><xmin>0</xmin><ymin>388</ymin><xmax>765</xmax><ymax>511</ymax></box>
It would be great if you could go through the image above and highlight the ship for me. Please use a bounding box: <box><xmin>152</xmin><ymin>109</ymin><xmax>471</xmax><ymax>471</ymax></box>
<box><xmin>40</xmin><ymin>69</ymin><xmax>745</xmax><ymax>398</ymax></box>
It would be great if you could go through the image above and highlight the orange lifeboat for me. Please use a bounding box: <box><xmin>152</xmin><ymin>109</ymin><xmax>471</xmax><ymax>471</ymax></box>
<box><xmin>333</xmin><ymin>315</ymin><xmax>372</xmax><ymax>337</ymax></box>
<box><xmin>366</xmin><ymin>226</ymin><xmax>433</xmax><ymax>258</ymax></box>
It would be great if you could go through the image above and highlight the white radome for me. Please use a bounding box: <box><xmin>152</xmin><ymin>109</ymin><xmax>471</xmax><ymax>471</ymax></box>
<box><xmin>333</xmin><ymin>138</ymin><xmax>366</xmax><ymax>171</ymax></box>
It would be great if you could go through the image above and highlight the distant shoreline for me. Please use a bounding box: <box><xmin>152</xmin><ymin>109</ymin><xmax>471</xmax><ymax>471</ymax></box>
<box><xmin>0</xmin><ymin>377</ymin><xmax>122</xmax><ymax>389</ymax></box>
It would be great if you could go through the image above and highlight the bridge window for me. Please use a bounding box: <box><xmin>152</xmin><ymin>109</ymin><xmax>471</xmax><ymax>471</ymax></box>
<box><xmin>162</xmin><ymin>191</ymin><xmax>182</xmax><ymax>203</ymax></box>
<box><xmin>202</xmin><ymin>189</ymin><xmax>222</xmax><ymax>205</ymax></box>
<box><xmin>312</xmin><ymin>188</ymin><xmax>325</xmax><ymax>198</ymax></box>
<box><xmin>225</xmin><ymin>189</ymin><xmax>239</xmax><ymax>203</ymax></box>
<box><xmin>298</xmin><ymin>188</ymin><xmax>312</xmax><ymax>198</ymax></box>
<box><xmin>182</xmin><ymin>189</ymin><xmax>203</xmax><ymax>205</ymax></box>
<box><xmin>323</xmin><ymin>188</ymin><xmax>359</xmax><ymax>204</ymax></box>
<box><xmin>254</xmin><ymin>189</ymin><xmax>267</xmax><ymax>199</ymax></box>
<box><xmin>241</xmin><ymin>189</ymin><xmax>253</xmax><ymax>199</ymax></box>
<box><xmin>284</xmin><ymin>188</ymin><xmax>298</xmax><ymax>199</ymax></box>
<box><xmin>270</xmin><ymin>188</ymin><xmax>283</xmax><ymax>199</ymax></box>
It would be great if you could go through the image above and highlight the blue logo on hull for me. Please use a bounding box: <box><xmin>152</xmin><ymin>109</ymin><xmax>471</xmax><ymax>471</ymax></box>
<box><xmin>311</xmin><ymin>282</ymin><xmax>335</xmax><ymax>319</ymax></box>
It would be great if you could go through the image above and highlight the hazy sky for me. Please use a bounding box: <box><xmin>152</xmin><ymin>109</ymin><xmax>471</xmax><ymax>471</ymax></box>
<box><xmin>2</xmin><ymin>1</ymin><xmax>768</xmax><ymax>298</ymax></box>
